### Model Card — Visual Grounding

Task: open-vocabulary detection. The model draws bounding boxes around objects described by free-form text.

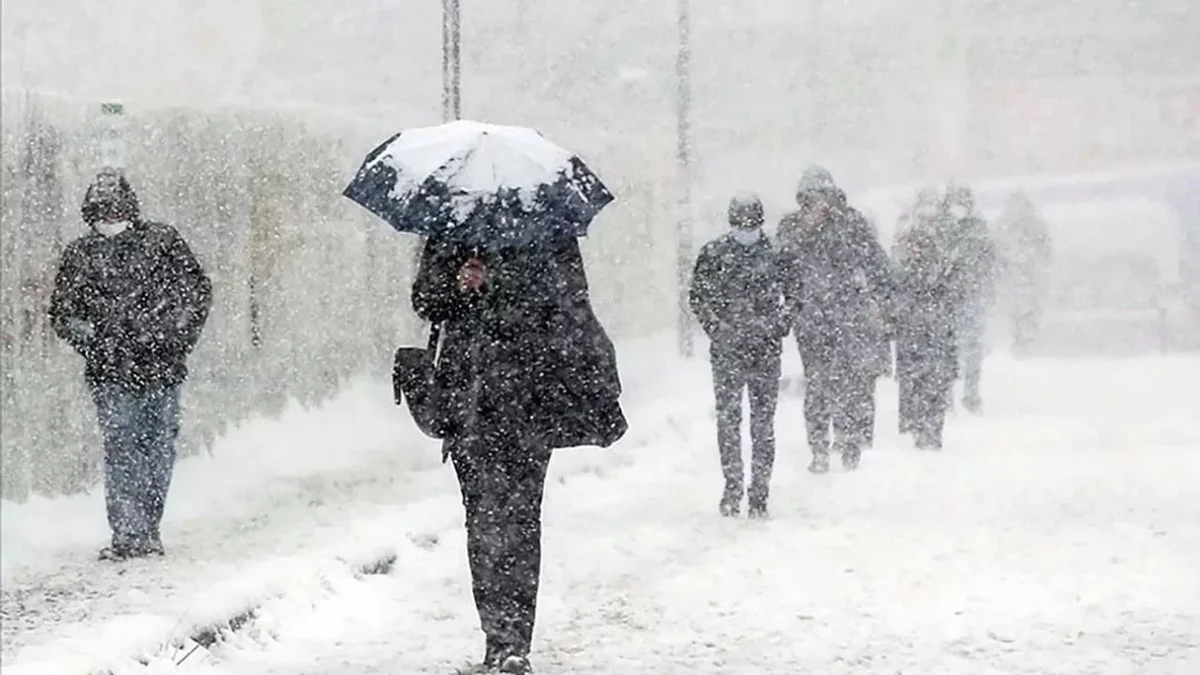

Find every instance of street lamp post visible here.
[419,0,461,272]
[676,0,694,357]
[442,0,462,121]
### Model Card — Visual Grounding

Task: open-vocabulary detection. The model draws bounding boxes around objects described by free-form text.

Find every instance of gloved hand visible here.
[712,320,740,345]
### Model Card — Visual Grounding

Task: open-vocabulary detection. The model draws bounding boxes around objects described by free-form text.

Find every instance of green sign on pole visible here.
[99,100,127,172]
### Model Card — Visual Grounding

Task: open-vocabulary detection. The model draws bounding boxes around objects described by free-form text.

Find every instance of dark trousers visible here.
[863,383,877,448]
[900,366,952,449]
[897,333,956,449]
[711,346,780,507]
[1012,297,1041,353]
[449,432,552,658]
[897,365,915,433]
[92,383,181,547]
[800,349,873,457]
[958,306,986,405]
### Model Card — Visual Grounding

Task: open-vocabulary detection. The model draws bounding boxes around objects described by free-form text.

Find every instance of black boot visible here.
[498,654,532,674]
[719,487,742,517]
[484,637,505,669]
[808,453,830,474]
[915,430,943,451]
[842,445,862,470]
[963,392,982,414]
[98,534,140,562]
[97,543,134,562]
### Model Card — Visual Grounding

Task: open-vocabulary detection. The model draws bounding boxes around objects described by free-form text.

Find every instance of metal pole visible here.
[807,0,822,156]
[442,0,462,121]
[676,0,694,358]
[425,0,464,275]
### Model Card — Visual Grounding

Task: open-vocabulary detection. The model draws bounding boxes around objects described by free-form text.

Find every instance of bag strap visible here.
[427,323,442,358]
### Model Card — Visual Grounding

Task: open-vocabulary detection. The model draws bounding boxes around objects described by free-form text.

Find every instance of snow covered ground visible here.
[3,343,1199,674]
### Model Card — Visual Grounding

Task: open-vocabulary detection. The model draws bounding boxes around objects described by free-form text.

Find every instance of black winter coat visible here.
[412,236,627,452]
[688,233,787,358]
[49,220,212,391]
[778,206,894,369]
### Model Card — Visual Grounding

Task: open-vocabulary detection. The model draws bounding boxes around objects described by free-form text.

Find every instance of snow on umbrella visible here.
[343,120,615,247]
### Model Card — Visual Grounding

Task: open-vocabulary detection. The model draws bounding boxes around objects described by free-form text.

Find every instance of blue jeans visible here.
[92,384,181,545]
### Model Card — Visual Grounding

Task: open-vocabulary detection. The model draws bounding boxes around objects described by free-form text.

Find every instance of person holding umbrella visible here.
[345,121,627,674]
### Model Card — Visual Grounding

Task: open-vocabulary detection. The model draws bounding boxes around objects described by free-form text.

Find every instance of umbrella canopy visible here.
[343,120,615,247]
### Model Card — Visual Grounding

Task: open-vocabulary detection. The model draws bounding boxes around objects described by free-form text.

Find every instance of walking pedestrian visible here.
[778,167,894,472]
[894,226,960,450]
[49,168,212,560]
[413,235,626,674]
[892,188,942,435]
[689,193,787,518]
[942,184,996,412]
[996,192,1052,354]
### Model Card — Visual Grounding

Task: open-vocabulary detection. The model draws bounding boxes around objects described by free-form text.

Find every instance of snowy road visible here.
[5,351,1200,674]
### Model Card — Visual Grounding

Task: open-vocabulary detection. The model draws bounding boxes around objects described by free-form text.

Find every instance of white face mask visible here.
[731,228,762,245]
[95,220,131,237]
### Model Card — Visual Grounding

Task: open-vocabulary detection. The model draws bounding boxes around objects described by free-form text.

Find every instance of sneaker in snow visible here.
[808,454,830,474]
[499,655,531,674]
[747,503,769,520]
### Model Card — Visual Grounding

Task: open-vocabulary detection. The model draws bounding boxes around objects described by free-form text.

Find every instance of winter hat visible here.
[795,165,844,205]
[728,192,765,230]
[81,168,139,225]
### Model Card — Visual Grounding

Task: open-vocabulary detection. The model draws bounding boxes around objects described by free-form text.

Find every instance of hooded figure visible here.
[689,193,787,518]
[412,233,626,674]
[996,191,1052,353]
[49,168,212,561]
[941,184,996,412]
[778,166,894,472]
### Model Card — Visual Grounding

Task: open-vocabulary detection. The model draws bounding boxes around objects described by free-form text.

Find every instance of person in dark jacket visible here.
[996,192,1052,354]
[413,234,626,675]
[689,193,786,519]
[942,184,996,413]
[49,168,211,561]
[892,188,943,435]
[778,167,893,472]
[893,225,960,450]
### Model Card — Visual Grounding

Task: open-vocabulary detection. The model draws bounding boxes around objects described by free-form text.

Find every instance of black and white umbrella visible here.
[343,120,615,247]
